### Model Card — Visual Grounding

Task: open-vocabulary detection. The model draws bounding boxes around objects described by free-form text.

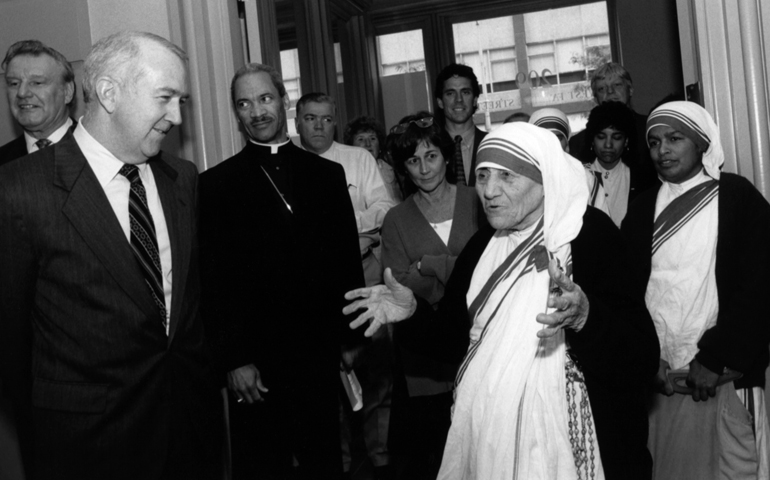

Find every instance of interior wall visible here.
[615,0,684,115]
[87,0,172,43]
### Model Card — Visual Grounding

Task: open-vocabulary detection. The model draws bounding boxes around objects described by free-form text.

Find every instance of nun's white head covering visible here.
[646,101,723,179]
[475,122,588,253]
[529,107,571,141]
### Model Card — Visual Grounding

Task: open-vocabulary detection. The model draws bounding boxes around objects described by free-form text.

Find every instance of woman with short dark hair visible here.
[583,101,657,226]
[381,111,482,480]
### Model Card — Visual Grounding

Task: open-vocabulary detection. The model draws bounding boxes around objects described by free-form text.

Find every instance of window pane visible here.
[377,30,430,130]
[280,48,301,137]
[334,42,344,84]
[453,17,517,93]
[377,30,426,77]
[280,49,302,107]
[555,38,584,74]
[490,48,517,85]
[584,34,611,72]
[450,1,610,125]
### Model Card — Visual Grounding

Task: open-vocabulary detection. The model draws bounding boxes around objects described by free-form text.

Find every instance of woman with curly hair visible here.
[345,115,403,202]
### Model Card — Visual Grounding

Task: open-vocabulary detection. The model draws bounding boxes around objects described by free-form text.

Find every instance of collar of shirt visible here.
[25,117,74,153]
[454,126,476,149]
[313,141,359,189]
[663,167,710,197]
[73,120,151,188]
[589,158,628,180]
[293,136,336,158]
[249,138,291,154]
[316,140,337,160]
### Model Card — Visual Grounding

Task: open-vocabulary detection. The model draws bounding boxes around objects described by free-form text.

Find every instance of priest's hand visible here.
[687,358,719,402]
[345,268,417,337]
[228,363,268,404]
[536,259,590,338]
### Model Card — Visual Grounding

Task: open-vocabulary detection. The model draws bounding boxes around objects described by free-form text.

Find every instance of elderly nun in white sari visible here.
[345,123,659,480]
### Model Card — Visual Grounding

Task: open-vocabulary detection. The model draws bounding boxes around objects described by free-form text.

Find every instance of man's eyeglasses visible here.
[389,116,434,135]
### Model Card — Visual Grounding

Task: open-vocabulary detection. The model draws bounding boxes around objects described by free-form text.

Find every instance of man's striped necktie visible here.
[118,164,167,333]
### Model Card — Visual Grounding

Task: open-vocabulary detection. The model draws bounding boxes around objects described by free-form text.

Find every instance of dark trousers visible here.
[388,371,453,480]
[229,384,342,480]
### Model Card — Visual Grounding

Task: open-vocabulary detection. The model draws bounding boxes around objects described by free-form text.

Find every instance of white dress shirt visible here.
[73,121,173,334]
[588,159,630,227]
[25,117,73,153]
[306,141,395,253]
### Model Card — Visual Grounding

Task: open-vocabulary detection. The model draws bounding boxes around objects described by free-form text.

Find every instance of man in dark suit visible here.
[0,31,221,480]
[199,63,366,479]
[0,40,76,167]
[435,63,487,187]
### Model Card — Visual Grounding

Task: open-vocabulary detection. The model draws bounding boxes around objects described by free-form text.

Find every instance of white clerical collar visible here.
[25,117,73,153]
[249,138,291,154]
[73,119,149,189]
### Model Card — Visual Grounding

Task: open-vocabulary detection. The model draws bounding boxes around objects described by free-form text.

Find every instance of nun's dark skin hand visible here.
[687,358,719,402]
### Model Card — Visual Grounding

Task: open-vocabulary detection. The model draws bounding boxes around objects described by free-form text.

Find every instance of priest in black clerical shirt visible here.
[199,63,367,479]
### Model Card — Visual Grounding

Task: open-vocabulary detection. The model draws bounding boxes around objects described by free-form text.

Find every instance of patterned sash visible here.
[456,217,546,387]
[588,170,604,207]
[651,180,718,256]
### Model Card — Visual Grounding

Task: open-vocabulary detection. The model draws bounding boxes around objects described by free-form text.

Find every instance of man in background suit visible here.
[200,63,366,479]
[568,62,655,175]
[0,40,76,166]
[0,31,221,480]
[0,38,77,480]
[435,63,487,187]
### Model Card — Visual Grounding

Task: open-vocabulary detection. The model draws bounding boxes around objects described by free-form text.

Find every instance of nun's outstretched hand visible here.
[344,268,417,338]
[536,259,589,338]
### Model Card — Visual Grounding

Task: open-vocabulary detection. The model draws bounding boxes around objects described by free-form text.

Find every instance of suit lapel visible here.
[10,135,27,158]
[150,157,189,345]
[0,135,28,168]
[55,136,160,322]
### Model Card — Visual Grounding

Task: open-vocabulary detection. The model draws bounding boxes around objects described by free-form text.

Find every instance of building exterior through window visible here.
[276,1,611,135]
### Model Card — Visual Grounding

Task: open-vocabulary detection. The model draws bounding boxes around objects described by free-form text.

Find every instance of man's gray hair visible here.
[2,40,75,87]
[231,63,287,104]
[590,62,633,97]
[82,31,187,104]
[296,92,336,116]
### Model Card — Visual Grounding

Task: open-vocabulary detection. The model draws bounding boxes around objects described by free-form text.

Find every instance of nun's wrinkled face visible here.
[476,167,544,231]
[648,125,704,184]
